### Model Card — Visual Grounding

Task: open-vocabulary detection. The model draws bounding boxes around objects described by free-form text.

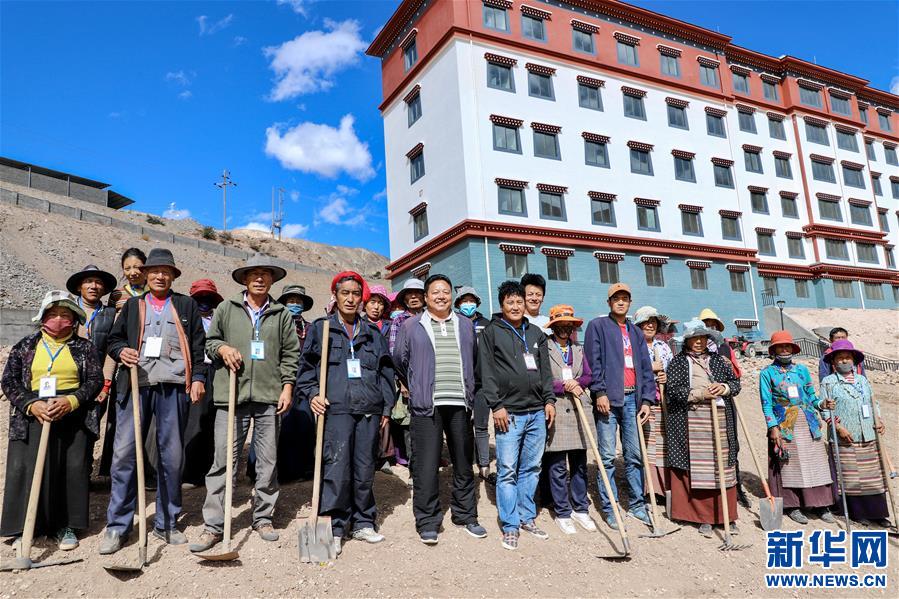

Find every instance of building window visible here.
[781,195,799,218]
[850,203,872,226]
[885,146,898,165]
[660,54,680,77]
[413,209,428,241]
[591,198,615,225]
[878,210,889,231]
[706,113,726,138]
[730,270,747,292]
[893,179,899,199]
[528,72,554,100]
[857,242,878,263]
[498,185,526,216]
[775,156,793,179]
[833,280,854,298]
[721,215,741,240]
[700,64,719,88]
[825,238,849,260]
[410,152,425,183]
[864,283,884,301]
[533,131,560,159]
[598,260,619,284]
[836,130,858,152]
[859,107,869,125]
[795,279,810,298]
[750,191,768,214]
[667,105,689,129]
[865,140,876,161]
[763,80,779,101]
[546,255,570,281]
[487,63,514,91]
[887,248,896,268]
[617,41,638,66]
[757,232,775,256]
[623,94,646,120]
[744,150,763,174]
[505,253,527,278]
[637,205,660,231]
[806,122,829,145]
[403,40,418,71]
[732,72,750,94]
[578,83,603,110]
[799,86,822,108]
[521,14,546,41]
[585,140,609,168]
[878,112,892,132]
[539,191,566,220]
[630,149,653,175]
[483,3,509,31]
[738,111,757,133]
[573,29,594,54]
[713,164,734,188]
[674,156,695,182]
[762,276,779,295]
[492,124,521,153]
[645,263,664,287]
[830,94,851,116]
[681,211,703,236]
[407,95,422,127]
[811,159,836,183]
[690,267,708,290]
[842,166,865,189]
[818,198,842,221]
[769,118,786,140]
[787,237,805,259]
[895,286,899,302]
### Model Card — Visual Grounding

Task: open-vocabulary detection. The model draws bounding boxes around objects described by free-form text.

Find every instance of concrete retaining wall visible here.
[0,308,36,346]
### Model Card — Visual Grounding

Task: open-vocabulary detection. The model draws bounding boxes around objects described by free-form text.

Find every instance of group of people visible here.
[0,248,893,560]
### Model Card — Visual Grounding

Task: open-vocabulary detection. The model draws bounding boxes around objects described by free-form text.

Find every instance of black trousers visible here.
[410,405,477,533]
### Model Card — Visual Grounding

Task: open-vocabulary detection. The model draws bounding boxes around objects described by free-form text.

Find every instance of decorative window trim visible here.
[696,56,720,67]
[735,103,756,114]
[759,73,782,84]
[400,29,418,50]
[875,107,892,116]
[627,140,654,151]
[878,207,889,214]
[719,209,742,217]
[634,197,660,207]
[613,31,640,45]
[848,198,872,207]
[742,144,763,153]
[678,204,703,213]
[541,246,574,257]
[797,78,823,91]
[665,97,689,108]
[766,112,785,121]
[640,255,668,265]
[857,102,870,110]
[482,0,512,8]
[484,52,517,67]
[729,64,751,75]
[525,62,556,76]
[834,124,858,134]
[490,114,524,127]
[499,242,535,255]
[755,227,776,234]
[520,4,551,19]
[890,176,899,183]
[809,154,834,164]
[656,44,681,57]
[536,183,567,194]
[871,171,881,177]
[594,251,625,262]
[803,115,829,127]
[779,191,799,199]
[406,142,424,159]
[671,149,696,159]
[570,19,599,33]
[841,160,865,170]
[772,150,792,159]
[734,318,759,327]
[588,191,616,201]
[711,157,734,167]
[403,85,421,104]
[884,141,898,150]
[531,122,561,135]
[410,262,431,278]
[747,185,769,193]
[621,85,647,98]
[705,106,727,117]
[576,75,605,88]
[686,259,711,269]
[785,231,804,239]
[726,263,750,272]
[494,177,528,189]
[816,192,841,202]
[582,131,610,143]
[408,201,427,216]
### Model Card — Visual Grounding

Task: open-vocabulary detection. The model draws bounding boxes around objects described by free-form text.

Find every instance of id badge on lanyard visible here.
[787,384,799,399]
[345,319,362,378]
[144,336,163,358]
[562,367,574,381]
[250,341,265,360]
[862,403,872,419]
[39,376,57,398]
[624,354,634,368]
[523,352,538,371]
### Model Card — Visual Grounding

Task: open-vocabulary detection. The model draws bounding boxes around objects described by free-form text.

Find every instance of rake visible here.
[709,397,750,551]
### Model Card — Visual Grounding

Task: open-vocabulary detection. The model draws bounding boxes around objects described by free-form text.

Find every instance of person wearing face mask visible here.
[454,286,492,482]
[278,284,315,341]
[1,291,103,551]
[760,331,835,525]
[820,341,890,527]
[818,327,866,380]
[362,285,392,338]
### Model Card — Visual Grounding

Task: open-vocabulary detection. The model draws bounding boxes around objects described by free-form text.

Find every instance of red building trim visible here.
[582,131,611,143]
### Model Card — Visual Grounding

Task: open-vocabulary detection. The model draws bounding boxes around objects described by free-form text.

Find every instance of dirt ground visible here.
[0,356,897,598]
[785,308,899,360]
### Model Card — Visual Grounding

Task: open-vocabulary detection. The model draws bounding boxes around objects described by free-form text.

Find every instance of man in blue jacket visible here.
[583,283,655,529]
[393,274,487,545]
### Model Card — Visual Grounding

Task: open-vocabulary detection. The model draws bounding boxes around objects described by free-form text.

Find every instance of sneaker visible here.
[628,507,653,526]
[352,527,385,544]
[555,517,577,535]
[501,530,519,551]
[153,528,188,545]
[189,531,223,553]
[819,509,837,524]
[571,512,597,532]
[520,521,549,540]
[254,523,279,542]
[459,522,487,538]
[604,514,620,531]
[419,530,439,545]
[99,529,125,555]
[729,522,740,535]
[698,523,713,538]
[55,527,78,551]
[788,509,809,525]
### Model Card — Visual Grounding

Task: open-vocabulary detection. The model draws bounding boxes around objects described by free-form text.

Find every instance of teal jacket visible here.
[205,293,301,407]
[820,373,880,443]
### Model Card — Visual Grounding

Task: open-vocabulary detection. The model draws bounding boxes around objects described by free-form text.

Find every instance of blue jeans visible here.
[594,393,644,515]
[495,409,546,533]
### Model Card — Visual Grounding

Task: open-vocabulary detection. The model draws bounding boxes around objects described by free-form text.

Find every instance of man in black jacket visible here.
[296,271,395,555]
[100,248,207,555]
[477,280,555,551]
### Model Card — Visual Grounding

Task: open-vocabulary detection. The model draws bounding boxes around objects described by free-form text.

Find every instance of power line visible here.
[214,169,237,232]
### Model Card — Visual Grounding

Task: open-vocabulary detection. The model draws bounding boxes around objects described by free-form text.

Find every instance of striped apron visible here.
[779,416,832,489]
[836,441,885,495]
[687,403,736,490]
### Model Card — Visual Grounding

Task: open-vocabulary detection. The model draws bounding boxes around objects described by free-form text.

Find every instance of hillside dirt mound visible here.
[786,307,899,359]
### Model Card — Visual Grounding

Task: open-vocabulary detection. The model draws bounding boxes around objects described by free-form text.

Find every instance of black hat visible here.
[277,284,314,311]
[66,264,117,296]
[140,248,181,278]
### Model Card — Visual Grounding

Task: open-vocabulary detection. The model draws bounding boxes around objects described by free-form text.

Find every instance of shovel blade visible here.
[298,516,335,563]
[103,562,144,573]
[196,550,239,562]
[2,556,82,572]
[759,496,784,532]
[639,524,682,538]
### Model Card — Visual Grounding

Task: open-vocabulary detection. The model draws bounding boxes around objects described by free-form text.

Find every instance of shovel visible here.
[197,369,240,561]
[730,397,782,531]
[104,367,148,572]
[0,417,82,572]
[636,411,680,538]
[299,320,336,563]
[822,383,851,535]
[709,397,750,551]
[873,413,899,536]
[571,393,631,560]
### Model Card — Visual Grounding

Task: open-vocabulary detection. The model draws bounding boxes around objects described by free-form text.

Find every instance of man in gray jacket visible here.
[393,274,486,545]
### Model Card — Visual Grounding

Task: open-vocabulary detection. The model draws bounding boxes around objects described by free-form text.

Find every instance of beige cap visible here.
[607,282,632,299]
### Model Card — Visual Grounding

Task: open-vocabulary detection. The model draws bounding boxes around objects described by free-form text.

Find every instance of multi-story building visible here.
[367,0,899,334]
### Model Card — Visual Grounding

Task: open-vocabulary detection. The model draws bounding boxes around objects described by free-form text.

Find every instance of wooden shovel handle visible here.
[131,367,147,559]
[709,397,731,536]
[310,321,331,526]
[19,419,51,560]
[224,369,237,549]
[730,395,775,501]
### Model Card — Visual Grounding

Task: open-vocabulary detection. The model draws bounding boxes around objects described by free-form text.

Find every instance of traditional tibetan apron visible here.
[686,356,735,490]
[778,416,832,489]
[647,404,667,468]
[837,441,885,495]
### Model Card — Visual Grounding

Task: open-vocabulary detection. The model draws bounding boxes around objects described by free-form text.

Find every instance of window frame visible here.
[623,94,646,120]
[699,64,719,88]
[497,185,527,217]
[833,279,854,299]
[818,199,842,222]
[811,159,836,183]
[732,71,750,94]
[757,232,776,256]
[410,152,425,183]
[730,270,747,292]
[674,156,696,182]
[775,156,793,179]
[572,28,595,54]
[636,205,660,232]
[667,104,689,130]
[795,279,809,299]
[763,80,779,102]
[492,123,522,154]
[706,113,726,138]
[750,191,769,214]
[486,62,515,92]
[836,130,858,152]
[744,150,763,174]
[521,13,546,41]
[690,267,708,290]
[863,282,884,301]
[533,130,561,160]
[403,40,418,72]
[629,148,653,175]
[538,191,567,221]
[799,86,822,108]
[585,140,610,168]
[878,210,889,231]
[865,140,876,161]
[412,209,428,241]
[768,118,786,140]
[713,164,734,188]
[787,236,805,259]
[644,263,665,287]
[407,94,422,126]
[681,210,703,237]
[856,242,878,263]
[738,111,757,134]
[546,255,570,281]
[660,54,680,78]
[830,94,851,116]
[591,197,616,226]
[598,260,619,284]
[878,112,892,132]
[805,122,829,145]
[504,253,527,278]
[616,41,639,66]
[527,71,555,100]
[824,238,850,260]
[721,215,742,240]
[578,83,603,111]
[849,203,872,226]
[884,146,898,166]
[483,4,510,32]
[842,166,866,189]
[781,195,799,218]
[762,276,779,296]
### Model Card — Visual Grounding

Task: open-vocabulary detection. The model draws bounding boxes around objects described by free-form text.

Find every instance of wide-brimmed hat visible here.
[698,307,725,332]
[633,306,668,327]
[366,284,391,307]
[396,278,424,308]
[547,304,583,329]
[768,330,801,356]
[140,248,181,278]
[32,290,86,325]
[607,282,632,299]
[277,284,314,310]
[824,339,865,365]
[454,285,482,308]
[232,253,287,285]
[189,278,224,306]
[676,318,716,343]
[66,264,117,296]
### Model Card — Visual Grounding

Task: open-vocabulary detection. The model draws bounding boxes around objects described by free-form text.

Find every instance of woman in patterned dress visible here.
[634,306,673,496]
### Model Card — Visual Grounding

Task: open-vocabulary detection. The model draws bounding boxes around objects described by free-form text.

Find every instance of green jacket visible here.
[205,293,301,407]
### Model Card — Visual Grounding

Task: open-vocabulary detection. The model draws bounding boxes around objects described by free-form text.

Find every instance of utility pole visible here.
[271,187,284,240]
[215,169,237,232]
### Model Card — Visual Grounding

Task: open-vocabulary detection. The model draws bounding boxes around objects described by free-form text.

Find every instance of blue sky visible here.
[2,0,896,258]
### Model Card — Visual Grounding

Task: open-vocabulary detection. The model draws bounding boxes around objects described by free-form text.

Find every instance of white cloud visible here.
[282,223,310,237]
[108,111,123,119]
[289,190,300,202]
[317,196,366,227]
[372,188,387,202]
[264,114,374,181]
[233,35,248,46]
[890,76,899,95]
[196,14,233,36]
[243,221,271,232]
[163,202,191,220]
[178,90,193,100]
[165,70,193,86]
[263,19,366,100]
[276,0,311,16]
